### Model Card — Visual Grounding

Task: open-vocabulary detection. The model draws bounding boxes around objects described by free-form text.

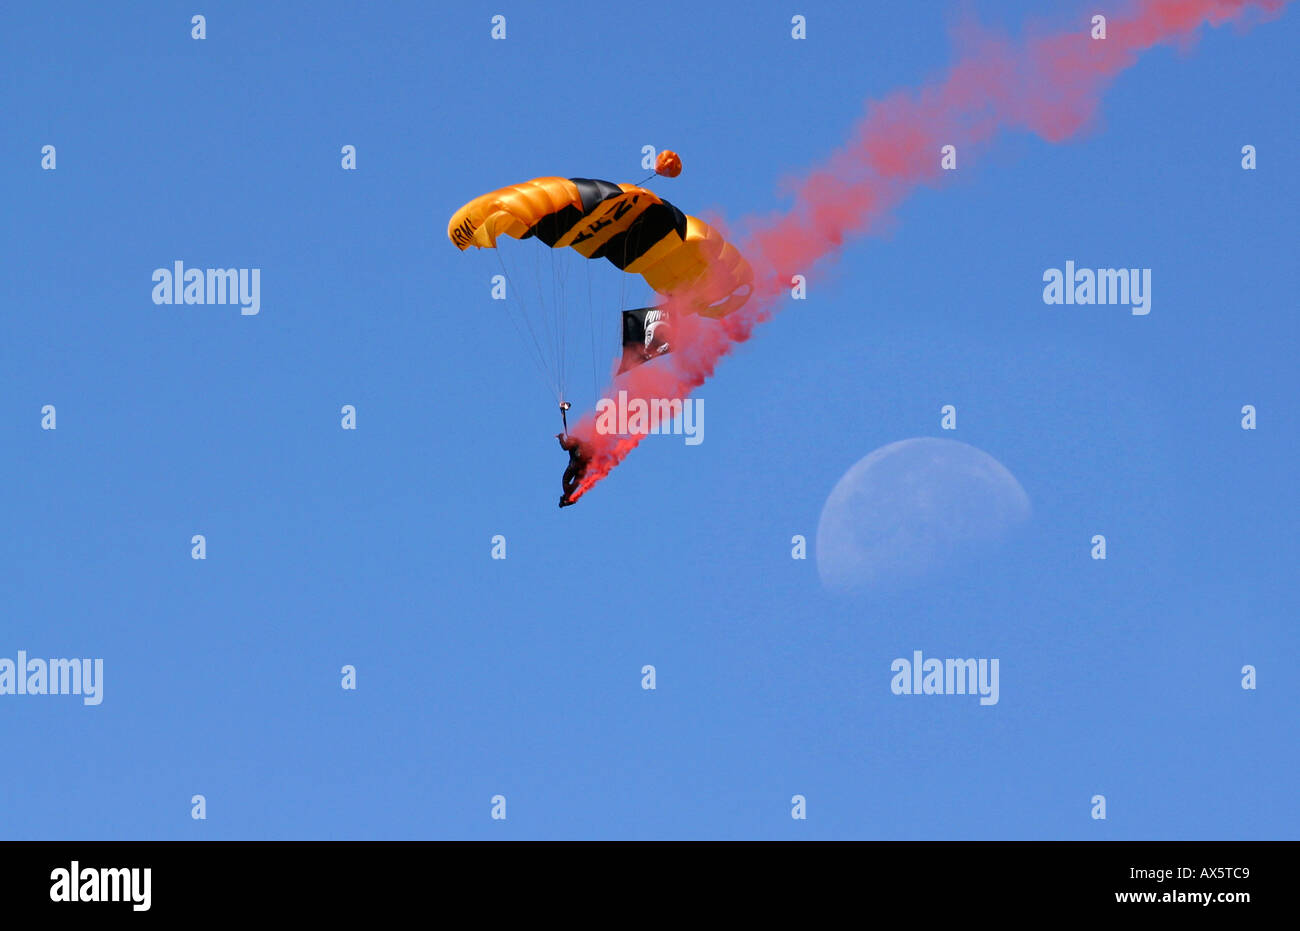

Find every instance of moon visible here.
[816,437,1030,593]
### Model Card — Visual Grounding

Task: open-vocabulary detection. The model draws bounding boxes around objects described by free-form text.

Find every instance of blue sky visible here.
[2,0,1296,839]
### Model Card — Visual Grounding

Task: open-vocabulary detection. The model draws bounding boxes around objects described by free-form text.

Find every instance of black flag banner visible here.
[618,307,671,374]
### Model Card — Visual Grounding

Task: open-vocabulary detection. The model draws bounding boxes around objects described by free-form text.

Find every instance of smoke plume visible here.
[566,0,1288,503]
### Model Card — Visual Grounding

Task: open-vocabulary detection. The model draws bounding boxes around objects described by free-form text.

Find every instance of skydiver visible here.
[557,433,591,508]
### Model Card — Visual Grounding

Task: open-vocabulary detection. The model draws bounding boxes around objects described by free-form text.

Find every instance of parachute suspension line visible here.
[618,241,628,318]
[499,251,559,403]
[561,252,574,397]
[586,258,598,403]
[531,244,560,401]
[494,249,560,403]
[552,245,567,408]
[618,229,634,345]
[549,246,558,401]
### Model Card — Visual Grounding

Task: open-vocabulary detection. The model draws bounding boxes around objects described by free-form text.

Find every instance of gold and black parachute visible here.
[448,177,752,318]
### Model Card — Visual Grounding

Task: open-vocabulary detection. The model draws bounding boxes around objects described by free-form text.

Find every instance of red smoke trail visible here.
[566,0,1288,503]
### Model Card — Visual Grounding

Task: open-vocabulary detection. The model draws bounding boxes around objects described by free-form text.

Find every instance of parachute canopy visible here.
[448,177,752,318]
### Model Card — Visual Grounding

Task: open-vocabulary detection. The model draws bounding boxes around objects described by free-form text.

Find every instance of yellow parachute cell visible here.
[448,177,751,318]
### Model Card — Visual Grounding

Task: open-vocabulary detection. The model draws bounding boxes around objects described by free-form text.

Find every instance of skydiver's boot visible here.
[560,471,579,508]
